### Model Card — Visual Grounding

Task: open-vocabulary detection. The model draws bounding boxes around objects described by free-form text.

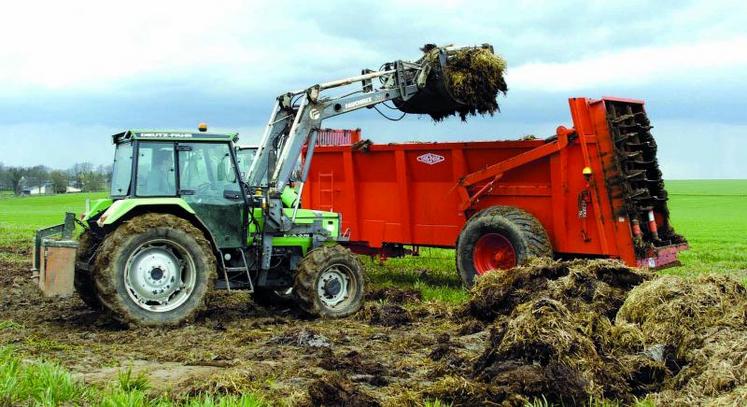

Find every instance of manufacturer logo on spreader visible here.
[416,153,445,165]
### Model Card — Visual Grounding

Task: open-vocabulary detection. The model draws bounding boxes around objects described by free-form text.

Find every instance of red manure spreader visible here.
[302,97,688,285]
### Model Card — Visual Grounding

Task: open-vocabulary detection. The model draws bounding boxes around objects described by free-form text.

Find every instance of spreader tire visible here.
[293,244,365,318]
[92,213,216,326]
[456,206,552,287]
[74,230,102,310]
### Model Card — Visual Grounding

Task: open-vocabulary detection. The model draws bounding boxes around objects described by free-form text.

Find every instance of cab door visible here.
[177,142,245,249]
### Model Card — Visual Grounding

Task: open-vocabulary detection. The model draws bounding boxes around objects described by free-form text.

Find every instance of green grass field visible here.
[0,346,265,407]
[0,192,107,247]
[664,180,747,283]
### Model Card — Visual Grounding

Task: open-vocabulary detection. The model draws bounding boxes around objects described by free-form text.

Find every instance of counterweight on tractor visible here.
[32,45,491,325]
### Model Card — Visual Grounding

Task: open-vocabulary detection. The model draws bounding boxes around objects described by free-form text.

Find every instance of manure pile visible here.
[423,259,747,406]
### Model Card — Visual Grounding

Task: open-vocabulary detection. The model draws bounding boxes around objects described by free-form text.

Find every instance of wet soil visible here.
[3,252,745,406]
[0,252,474,406]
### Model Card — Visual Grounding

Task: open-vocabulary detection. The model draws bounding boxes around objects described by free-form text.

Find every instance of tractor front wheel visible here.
[293,244,364,318]
[93,213,216,326]
[456,206,552,287]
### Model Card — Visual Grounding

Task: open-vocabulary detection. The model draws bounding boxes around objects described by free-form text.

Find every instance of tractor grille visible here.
[605,101,685,253]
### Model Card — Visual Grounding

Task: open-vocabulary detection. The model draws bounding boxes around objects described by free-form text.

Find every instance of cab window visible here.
[236,147,257,181]
[136,142,176,196]
[110,142,133,196]
[178,143,238,196]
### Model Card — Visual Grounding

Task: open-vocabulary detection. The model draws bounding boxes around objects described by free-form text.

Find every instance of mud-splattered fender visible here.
[96,198,195,227]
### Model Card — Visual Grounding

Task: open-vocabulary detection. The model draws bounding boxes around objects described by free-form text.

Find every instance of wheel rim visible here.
[124,239,196,313]
[473,233,517,275]
[316,264,356,309]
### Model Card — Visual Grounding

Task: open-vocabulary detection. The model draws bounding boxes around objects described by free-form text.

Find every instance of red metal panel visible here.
[305,139,565,250]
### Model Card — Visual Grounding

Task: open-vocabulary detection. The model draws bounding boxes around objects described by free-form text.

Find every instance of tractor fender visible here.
[98,198,196,226]
[96,199,220,255]
[82,198,114,222]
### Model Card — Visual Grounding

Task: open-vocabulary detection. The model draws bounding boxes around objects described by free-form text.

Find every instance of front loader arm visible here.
[245,62,430,273]
[248,64,427,192]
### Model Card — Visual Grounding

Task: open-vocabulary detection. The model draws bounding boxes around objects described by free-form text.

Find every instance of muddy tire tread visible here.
[456,206,552,287]
[293,244,364,318]
[92,213,216,326]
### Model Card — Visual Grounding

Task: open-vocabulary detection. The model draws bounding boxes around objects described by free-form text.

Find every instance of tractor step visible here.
[218,249,254,292]
[224,267,250,272]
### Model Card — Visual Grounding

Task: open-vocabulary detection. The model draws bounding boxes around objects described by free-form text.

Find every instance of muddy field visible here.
[2,248,746,406]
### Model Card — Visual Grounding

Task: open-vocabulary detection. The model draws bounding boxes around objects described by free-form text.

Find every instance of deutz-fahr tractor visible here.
[33,45,497,326]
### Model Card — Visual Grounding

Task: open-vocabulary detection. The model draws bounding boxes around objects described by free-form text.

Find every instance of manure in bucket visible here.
[395,44,508,122]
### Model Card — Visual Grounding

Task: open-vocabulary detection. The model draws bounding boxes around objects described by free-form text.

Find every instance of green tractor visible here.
[33,45,494,326]
[33,129,363,325]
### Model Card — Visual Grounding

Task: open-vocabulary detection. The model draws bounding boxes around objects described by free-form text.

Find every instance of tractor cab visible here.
[104,130,247,249]
[110,130,242,199]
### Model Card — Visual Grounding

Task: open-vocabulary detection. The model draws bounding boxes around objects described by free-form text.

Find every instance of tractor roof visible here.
[112,130,239,144]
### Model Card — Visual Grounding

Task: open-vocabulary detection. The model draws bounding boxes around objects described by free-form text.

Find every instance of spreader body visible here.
[302,97,688,269]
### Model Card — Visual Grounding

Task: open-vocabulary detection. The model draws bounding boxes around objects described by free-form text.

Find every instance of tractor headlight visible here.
[97,206,114,228]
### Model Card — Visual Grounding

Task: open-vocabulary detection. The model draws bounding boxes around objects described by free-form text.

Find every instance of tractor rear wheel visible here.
[293,244,364,318]
[93,213,216,326]
[74,230,102,310]
[456,206,552,287]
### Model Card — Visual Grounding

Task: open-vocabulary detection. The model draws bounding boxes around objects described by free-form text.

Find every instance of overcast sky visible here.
[2,0,746,179]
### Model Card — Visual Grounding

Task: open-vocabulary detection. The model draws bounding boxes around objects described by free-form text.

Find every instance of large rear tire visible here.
[93,213,216,326]
[456,206,552,287]
[74,230,102,310]
[293,244,365,318]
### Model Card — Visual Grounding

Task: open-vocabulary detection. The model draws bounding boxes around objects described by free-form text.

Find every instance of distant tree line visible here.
[0,161,112,195]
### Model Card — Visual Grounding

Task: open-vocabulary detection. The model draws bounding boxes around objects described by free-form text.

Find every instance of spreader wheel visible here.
[473,232,517,274]
[293,244,365,318]
[456,206,552,287]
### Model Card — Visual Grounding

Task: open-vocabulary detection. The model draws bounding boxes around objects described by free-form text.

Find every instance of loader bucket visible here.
[395,44,508,121]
